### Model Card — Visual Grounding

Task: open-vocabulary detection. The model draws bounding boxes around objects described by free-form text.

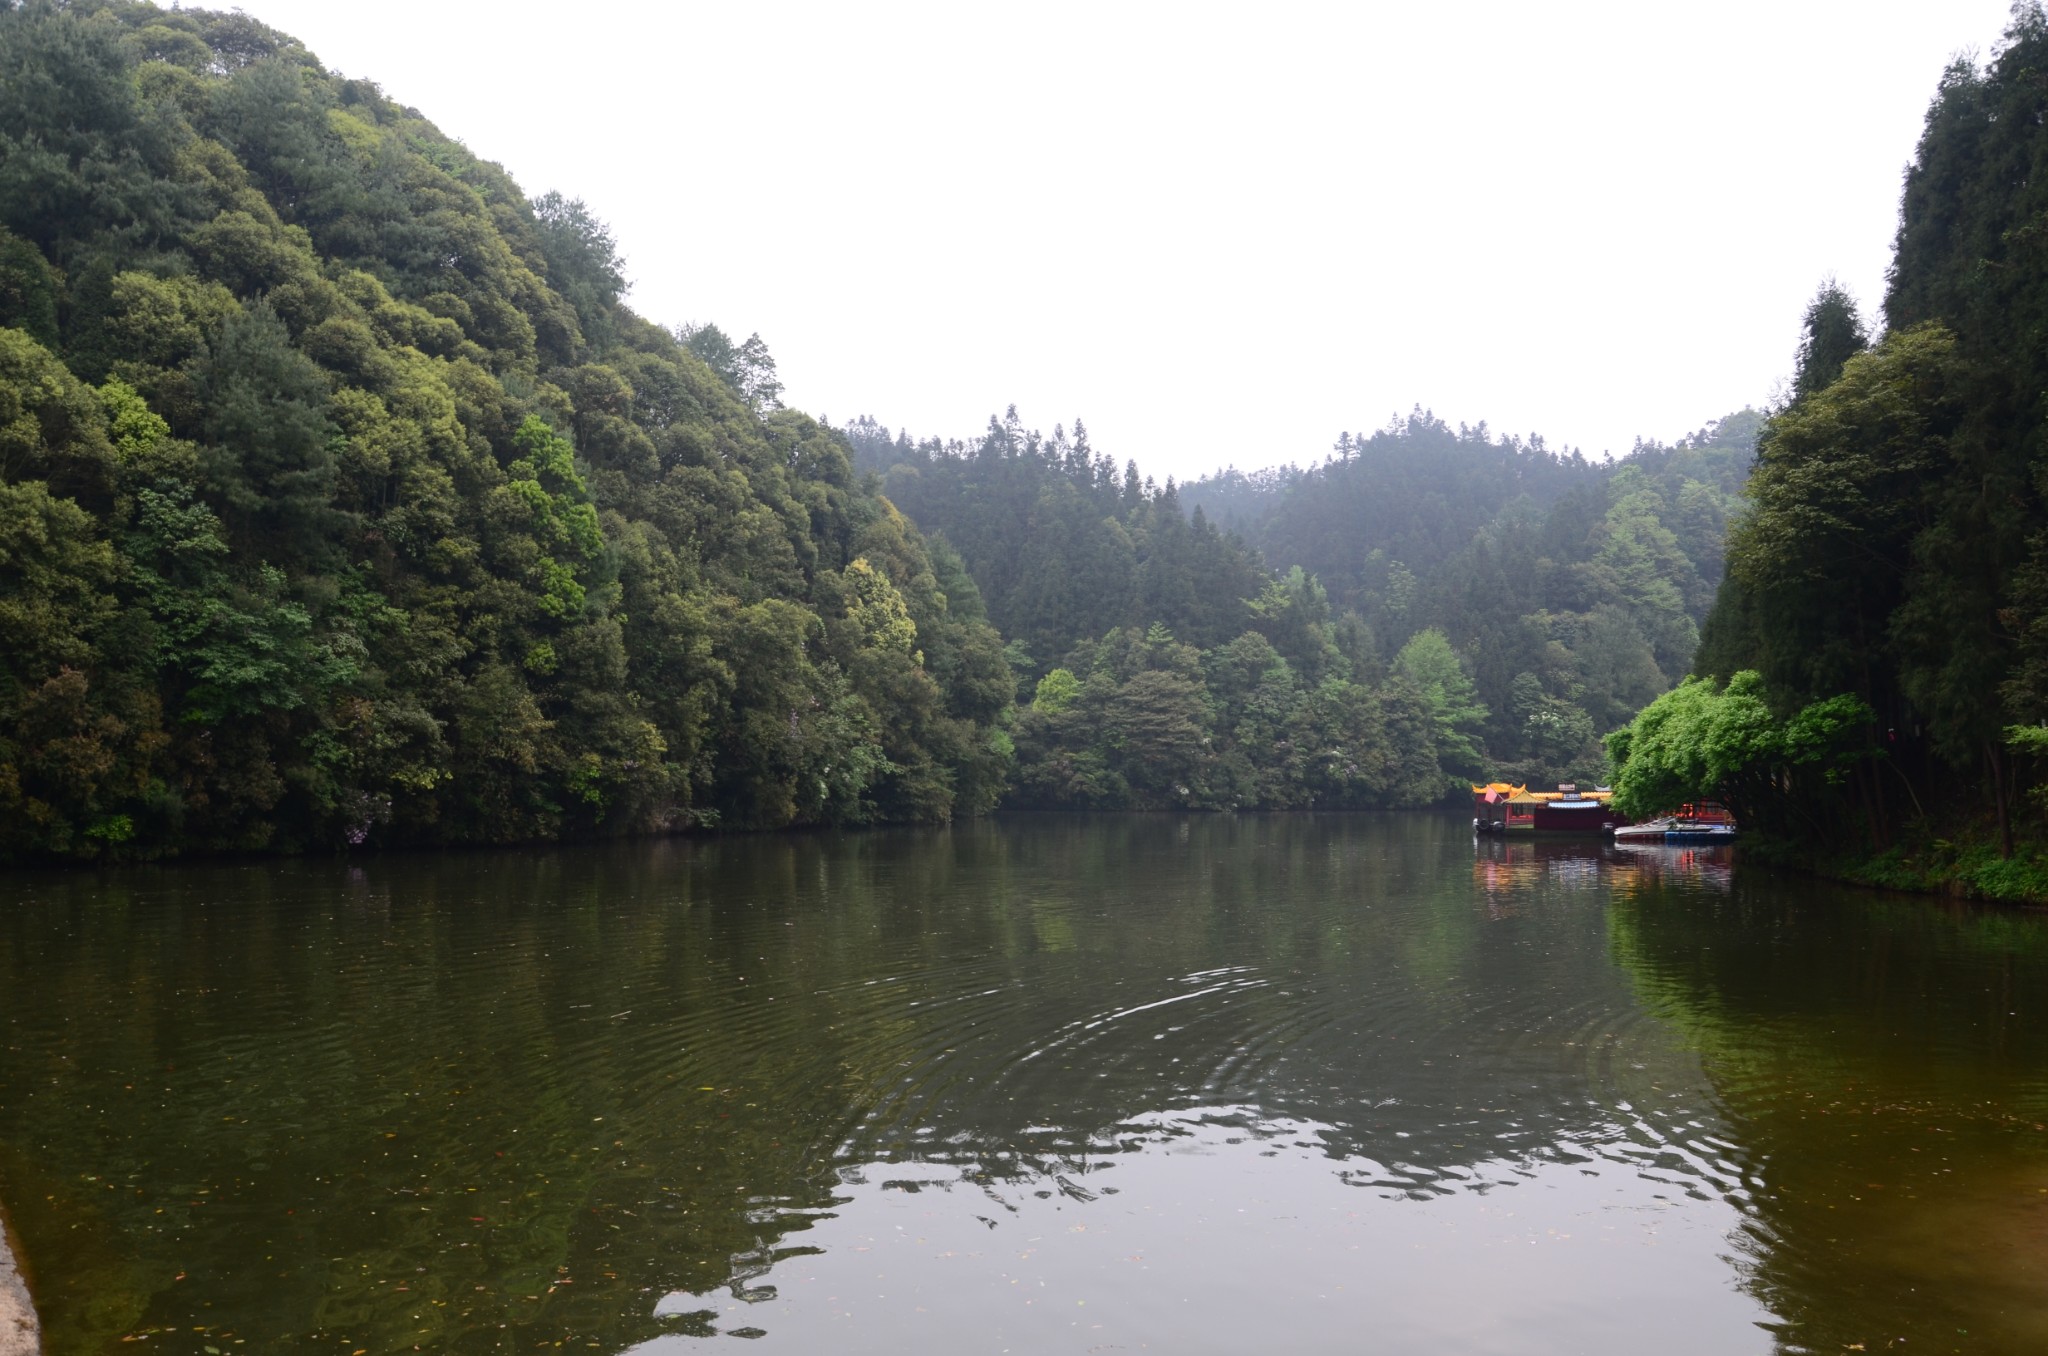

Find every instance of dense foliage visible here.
[0,0,1014,861]
[1183,410,1755,789]
[1605,672,1875,836]
[847,411,1270,663]
[1627,2,2048,885]
[848,406,1747,807]
[0,0,1755,855]
[846,413,1450,808]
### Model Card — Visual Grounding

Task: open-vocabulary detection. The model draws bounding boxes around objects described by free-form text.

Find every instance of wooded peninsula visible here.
[4,0,2048,899]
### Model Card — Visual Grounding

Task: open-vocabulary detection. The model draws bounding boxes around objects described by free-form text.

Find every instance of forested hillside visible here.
[0,0,1014,860]
[1185,411,1755,767]
[847,413,1448,810]
[0,0,1767,861]
[847,411,1269,664]
[1609,2,2048,896]
[849,405,1749,808]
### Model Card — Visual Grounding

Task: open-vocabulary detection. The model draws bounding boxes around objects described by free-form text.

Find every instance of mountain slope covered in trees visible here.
[846,412,1448,810]
[0,0,1013,860]
[849,405,1750,807]
[1184,411,1755,771]
[0,0,1761,859]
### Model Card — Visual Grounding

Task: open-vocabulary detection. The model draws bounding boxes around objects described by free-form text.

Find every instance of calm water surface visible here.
[2,814,2046,1354]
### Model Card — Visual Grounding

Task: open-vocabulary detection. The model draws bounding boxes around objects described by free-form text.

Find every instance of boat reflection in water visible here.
[1473,831,1735,901]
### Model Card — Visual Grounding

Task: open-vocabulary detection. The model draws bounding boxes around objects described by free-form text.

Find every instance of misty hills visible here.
[851,406,1757,796]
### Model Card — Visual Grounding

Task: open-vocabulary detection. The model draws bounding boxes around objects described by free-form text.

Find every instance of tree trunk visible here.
[1989,740,2015,859]
[1863,758,1889,851]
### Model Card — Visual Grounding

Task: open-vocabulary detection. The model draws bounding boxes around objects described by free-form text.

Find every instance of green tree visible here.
[1607,672,1877,841]
[1102,668,1208,806]
[1033,667,1081,713]
[682,322,784,412]
[195,300,342,563]
[0,479,118,693]
[1790,279,1870,404]
[1392,627,1489,787]
[0,225,58,344]
[531,191,626,354]
[0,326,117,506]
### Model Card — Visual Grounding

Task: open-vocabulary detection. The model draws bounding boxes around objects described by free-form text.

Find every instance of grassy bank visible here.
[1775,821,2048,906]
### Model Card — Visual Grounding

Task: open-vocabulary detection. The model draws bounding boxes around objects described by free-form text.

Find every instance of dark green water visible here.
[1,814,2046,1354]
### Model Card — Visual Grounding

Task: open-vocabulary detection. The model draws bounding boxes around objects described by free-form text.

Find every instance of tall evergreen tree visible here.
[1791,280,1870,404]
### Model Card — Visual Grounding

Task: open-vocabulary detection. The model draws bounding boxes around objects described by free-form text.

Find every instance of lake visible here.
[1,813,2045,1354]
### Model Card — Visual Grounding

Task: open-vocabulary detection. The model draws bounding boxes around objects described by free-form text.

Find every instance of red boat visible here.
[1474,783,1630,835]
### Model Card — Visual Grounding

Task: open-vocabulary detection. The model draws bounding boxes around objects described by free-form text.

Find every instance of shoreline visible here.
[0,1201,36,1356]
[0,805,1470,872]
[1756,831,2048,908]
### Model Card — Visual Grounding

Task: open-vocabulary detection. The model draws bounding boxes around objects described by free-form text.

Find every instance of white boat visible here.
[1610,817,1676,842]
[1665,822,1737,844]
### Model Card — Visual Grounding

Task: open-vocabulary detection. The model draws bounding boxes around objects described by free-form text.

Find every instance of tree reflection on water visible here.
[0,817,2042,1353]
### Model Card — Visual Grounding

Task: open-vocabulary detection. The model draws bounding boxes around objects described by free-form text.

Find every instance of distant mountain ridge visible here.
[847,405,1757,803]
[1182,408,1756,616]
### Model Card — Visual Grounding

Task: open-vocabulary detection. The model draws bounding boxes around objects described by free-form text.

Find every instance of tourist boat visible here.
[1605,802,1737,843]
[1473,783,1629,836]
[1664,802,1737,843]
[1471,782,1523,834]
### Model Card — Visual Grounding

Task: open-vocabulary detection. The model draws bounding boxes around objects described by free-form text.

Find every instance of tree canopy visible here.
[0,0,1757,855]
[0,0,1011,859]
[1635,2,2048,868]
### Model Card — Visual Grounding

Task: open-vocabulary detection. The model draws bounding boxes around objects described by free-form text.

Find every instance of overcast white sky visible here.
[239,0,2019,479]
